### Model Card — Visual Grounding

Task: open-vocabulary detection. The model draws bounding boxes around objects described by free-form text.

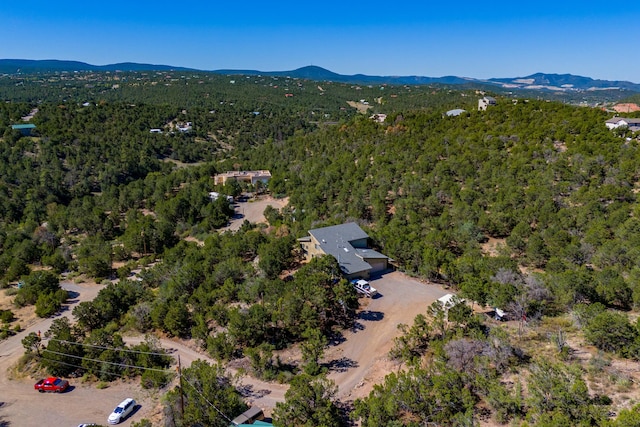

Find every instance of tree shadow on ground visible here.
[357,310,384,321]
[336,400,357,426]
[238,384,272,399]
[327,331,346,346]
[323,357,359,373]
[351,321,365,332]
[65,290,80,303]
[0,401,8,427]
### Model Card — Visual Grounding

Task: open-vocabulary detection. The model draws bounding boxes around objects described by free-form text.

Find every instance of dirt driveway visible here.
[324,271,449,401]
[0,271,449,425]
[220,196,289,232]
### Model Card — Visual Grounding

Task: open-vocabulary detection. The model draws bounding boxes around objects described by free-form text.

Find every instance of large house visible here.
[298,222,389,279]
[214,170,272,186]
[605,117,640,132]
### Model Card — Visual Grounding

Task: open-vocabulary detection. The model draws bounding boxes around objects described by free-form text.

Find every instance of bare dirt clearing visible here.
[346,100,373,114]
[0,271,448,425]
[220,195,289,232]
[324,272,449,401]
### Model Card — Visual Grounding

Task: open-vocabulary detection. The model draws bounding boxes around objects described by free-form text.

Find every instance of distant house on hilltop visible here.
[177,121,192,132]
[478,96,497,111]
[606,117,640,132]
[214,170,272,186]
[298,222,389,279]
[370,113,387,123]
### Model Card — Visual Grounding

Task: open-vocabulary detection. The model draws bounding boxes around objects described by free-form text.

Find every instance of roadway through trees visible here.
[0,272,448,425]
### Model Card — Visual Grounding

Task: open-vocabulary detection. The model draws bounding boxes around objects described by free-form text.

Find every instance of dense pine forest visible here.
[3,70,640,426]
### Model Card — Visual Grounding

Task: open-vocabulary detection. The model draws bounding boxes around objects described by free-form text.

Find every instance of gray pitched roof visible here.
[308,223,385,275]
[309,222,369,245]
[355,248,388,259]
[607,117,640,125]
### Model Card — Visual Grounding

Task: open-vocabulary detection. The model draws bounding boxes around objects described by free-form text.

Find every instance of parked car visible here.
[108,398,136,424]
[351,279,378,298]
[34,377,69,393]
[494,307,507,321]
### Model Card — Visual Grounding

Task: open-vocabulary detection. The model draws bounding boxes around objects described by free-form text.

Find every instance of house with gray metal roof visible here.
[606,117,640,132]
[298,222,389,279]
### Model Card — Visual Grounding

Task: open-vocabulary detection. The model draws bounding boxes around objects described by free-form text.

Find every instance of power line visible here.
[42,348,174,374]
[181,375,233,423]
[46,338,170,357]
[39,347,234,424]
[36,356,133,380]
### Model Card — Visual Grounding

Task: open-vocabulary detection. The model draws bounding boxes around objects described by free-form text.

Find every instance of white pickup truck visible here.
[351,279,378,298]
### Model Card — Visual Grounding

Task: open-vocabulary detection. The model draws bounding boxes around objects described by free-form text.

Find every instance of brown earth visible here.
[613,103,640,113]
[220,195,289,232]
[0,271,448,425]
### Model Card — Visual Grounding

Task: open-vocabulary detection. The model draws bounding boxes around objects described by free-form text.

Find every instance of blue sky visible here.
[2,1,639,82]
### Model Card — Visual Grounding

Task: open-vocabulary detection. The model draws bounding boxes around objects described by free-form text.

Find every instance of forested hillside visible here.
[240,100,640,309]
[2,70,640,426]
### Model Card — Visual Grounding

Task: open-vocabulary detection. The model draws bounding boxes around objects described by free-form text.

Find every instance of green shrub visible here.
[140,369,171,389]
[0,309,15,323]
[35,292,61,317]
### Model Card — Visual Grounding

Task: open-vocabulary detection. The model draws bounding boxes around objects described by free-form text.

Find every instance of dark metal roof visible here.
[308,223,387,275]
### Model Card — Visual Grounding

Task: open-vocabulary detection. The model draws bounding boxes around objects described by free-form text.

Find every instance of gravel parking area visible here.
[0,270,451,425]
[324,271,450,401]
[220,196,289,232]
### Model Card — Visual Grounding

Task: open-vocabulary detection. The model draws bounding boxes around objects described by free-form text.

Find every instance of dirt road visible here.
[122,336,288,413]
[0,281,130,427]
[0,272,448,425]
[325,272,448,401]
[220,196,289,232]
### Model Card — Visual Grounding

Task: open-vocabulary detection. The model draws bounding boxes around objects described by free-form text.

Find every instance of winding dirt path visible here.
[0,272,447,425]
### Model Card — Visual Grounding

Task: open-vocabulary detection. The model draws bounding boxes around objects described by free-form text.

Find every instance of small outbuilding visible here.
[229,406,271,426]
[10,123,36,136]
[494,307,506,321]
[446,109,466,117]
[438,293,457,309]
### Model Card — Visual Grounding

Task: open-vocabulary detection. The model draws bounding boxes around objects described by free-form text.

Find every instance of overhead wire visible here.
[36,356,135,380]
[41,348,174,373]
[46,338,170,357]
[39,338,234,422]
[181,376,233,423]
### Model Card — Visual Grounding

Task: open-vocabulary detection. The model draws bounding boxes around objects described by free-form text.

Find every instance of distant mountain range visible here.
[1,59,639,94]
[0,59,193,73]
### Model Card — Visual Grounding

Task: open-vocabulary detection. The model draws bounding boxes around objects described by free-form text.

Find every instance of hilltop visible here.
[2,59,639,101]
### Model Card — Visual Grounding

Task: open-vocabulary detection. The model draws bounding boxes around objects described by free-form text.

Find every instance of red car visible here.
[34,377,69,393]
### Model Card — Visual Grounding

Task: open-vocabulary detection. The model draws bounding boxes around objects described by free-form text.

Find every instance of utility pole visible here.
[178,355,185,422]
